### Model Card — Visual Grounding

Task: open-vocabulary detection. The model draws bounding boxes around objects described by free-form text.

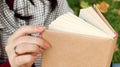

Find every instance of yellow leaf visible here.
[96,1,110,13]
[118,9,120,15]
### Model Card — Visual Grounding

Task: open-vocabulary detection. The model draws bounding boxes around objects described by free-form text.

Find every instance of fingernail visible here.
[39,48,44,53]
[44,42,51,48]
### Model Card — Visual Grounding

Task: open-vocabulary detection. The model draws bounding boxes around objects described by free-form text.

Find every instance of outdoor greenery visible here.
[67,0,120,63]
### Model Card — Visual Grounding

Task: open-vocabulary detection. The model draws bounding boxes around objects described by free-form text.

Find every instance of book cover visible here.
[41,5,118,67]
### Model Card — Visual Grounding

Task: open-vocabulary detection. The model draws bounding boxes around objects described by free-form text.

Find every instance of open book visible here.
[48,5,117,39]
[41,5,118,67]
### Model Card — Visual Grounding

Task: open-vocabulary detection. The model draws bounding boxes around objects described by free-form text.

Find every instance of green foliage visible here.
[67,0,120,63]
[67,0,81,15]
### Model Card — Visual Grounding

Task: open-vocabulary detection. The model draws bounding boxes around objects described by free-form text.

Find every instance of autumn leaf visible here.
[118,9,120,15]
[96,1,110,13]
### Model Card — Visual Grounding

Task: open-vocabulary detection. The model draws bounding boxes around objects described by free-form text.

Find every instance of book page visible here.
[79,7,115,38]
[49,12,112,38]
[93,5,115,32]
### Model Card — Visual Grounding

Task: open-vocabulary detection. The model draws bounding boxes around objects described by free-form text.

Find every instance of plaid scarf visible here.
[0,0,51,35]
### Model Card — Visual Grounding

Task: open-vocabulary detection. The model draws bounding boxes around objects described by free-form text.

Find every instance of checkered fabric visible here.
[0,0,73,67]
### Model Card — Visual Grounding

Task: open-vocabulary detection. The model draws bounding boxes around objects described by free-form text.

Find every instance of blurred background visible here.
[67,0,120,63]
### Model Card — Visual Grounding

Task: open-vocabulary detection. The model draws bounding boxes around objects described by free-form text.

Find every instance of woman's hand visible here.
[5,25,50,67]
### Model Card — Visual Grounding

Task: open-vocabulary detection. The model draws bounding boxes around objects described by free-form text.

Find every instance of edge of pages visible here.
[93,5,118,38]
[79,5,118,39]
[49,5,118,39]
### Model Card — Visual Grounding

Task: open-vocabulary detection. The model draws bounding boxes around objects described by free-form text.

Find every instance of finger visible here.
[16,43,45,55]
[15,54,37,66]
[14,36,50,49]
[38,34,52,48]
[11,25,45,40]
